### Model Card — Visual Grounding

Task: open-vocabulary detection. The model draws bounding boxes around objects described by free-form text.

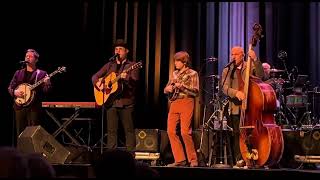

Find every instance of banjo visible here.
[167,68,189,101]
[14,66,66,107]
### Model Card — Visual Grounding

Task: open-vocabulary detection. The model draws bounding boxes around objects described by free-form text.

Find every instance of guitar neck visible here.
[110,75,122,85]
[106,62,142,85]
[109,68,131,84]
[30,70,58,90]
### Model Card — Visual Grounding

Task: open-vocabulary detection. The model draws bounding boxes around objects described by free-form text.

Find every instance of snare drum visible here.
[286,94,308,108]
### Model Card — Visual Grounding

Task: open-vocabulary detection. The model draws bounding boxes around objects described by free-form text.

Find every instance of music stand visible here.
[294,75,308,87]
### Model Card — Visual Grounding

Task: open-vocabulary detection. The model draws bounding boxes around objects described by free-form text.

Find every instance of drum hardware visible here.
[273,77,296,126]
[203,64,233,167]
[277,74,320,127]
[275,110,290,126]
[270,68,285,73]
[204,97,233,168]
[198,66,220,166]
[198,68,233,167]
[264,72,296,126]
[308,86,320,124]
[204,74,220,79]
[298,103,313,126]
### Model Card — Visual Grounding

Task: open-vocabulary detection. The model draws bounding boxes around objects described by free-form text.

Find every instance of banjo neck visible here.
[30,69,60,90]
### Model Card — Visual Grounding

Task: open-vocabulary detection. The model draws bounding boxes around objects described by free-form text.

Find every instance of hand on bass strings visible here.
[248,49,257,61]
[235,91,245,101]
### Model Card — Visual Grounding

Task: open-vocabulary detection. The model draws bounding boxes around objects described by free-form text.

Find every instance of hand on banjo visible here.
[14,89,24,98]
[165,85,174,93]
[44,75,50,84]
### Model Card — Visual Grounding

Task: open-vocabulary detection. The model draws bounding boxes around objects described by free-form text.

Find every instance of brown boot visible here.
[190,161,198,167]
[166,160,187,167]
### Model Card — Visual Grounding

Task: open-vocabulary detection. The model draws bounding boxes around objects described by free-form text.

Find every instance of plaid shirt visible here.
[165,68,199,97]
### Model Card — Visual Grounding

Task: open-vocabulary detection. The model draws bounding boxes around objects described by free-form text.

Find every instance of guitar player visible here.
[91,39,139,152]
[8,49,51,145]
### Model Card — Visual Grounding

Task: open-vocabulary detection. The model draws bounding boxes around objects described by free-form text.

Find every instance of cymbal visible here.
[270,68,285,73]
[266,78,285,85]
[204,74,220,79]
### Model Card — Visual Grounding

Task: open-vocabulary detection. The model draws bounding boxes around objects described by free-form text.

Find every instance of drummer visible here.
[262,62,271,81]
[262,62,286,87]
[262,62,283,107]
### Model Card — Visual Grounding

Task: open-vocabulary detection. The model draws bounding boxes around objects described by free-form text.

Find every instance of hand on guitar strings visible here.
[120,72,128,79]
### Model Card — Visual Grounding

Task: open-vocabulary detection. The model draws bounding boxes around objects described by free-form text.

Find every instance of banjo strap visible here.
[34,69,40,83]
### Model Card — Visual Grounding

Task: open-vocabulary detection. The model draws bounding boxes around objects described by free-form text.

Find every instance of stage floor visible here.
[52,163,320,178]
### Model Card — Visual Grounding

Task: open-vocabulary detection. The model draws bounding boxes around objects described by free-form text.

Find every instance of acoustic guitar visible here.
[14,66,66,107]
[93,61,142,106]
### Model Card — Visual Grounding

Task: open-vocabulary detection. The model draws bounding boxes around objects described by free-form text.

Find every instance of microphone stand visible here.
[215,65,233,168]
[100,78,106,155]
[93,54,118,155]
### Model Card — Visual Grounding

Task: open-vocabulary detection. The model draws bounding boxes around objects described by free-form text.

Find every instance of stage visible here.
[17,120,320,178]
[52,162,320,178]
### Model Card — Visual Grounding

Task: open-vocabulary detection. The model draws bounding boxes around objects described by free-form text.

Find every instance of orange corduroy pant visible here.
[167,98,198,164]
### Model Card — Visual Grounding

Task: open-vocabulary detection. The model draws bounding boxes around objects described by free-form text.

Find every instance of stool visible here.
[208,129,233,168]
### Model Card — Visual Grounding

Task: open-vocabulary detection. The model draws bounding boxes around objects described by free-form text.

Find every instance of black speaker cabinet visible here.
[135,129,159,152]
[280,128,320,168]
[17,126,71,164]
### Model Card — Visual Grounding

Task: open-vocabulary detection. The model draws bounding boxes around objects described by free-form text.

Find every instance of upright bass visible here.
[239,24,284,167]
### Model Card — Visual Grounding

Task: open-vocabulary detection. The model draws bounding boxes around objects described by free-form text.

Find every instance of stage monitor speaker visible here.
[17,126,71,164]
[135,129,159,152]
[280,128,320,168]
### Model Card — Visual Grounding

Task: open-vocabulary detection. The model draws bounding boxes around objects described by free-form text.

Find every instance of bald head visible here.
[231,46,244,55]
[231,46,245,66]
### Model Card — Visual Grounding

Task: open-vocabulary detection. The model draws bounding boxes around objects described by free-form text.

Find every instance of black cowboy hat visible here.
[113,39,128,49]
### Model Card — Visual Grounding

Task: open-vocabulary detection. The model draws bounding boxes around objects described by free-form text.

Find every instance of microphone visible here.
[108,53,119,61]
[203,56,218,62]
[224,60,235,68]
[19,60,29,64]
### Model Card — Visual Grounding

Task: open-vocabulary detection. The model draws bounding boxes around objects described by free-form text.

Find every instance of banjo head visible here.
[14,83,34,106]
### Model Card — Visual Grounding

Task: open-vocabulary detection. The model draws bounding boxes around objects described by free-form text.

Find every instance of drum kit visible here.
[264,68,319,128]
